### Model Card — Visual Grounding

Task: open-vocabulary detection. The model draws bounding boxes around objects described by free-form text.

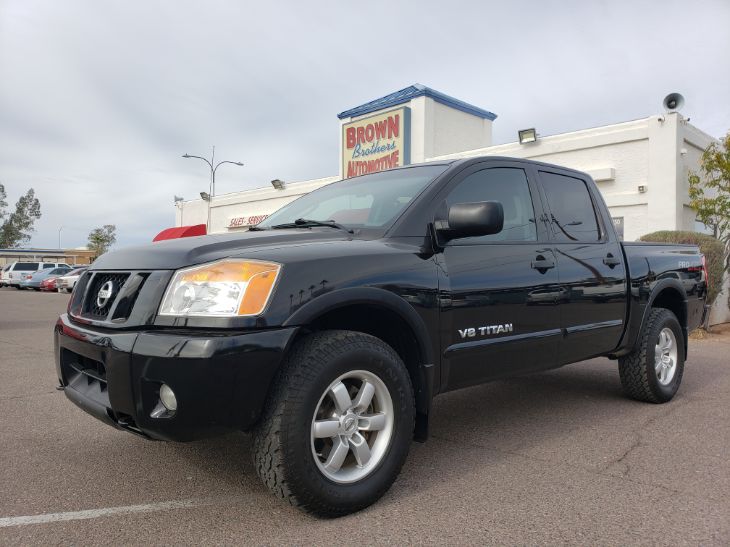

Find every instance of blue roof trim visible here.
[337,84,497,121]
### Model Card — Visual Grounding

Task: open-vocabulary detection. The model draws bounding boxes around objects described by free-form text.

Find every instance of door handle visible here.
[531,256,555,270]
[603,254,621,267]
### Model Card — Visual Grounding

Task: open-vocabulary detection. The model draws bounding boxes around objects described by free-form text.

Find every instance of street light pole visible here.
[58,226,63,249]
[182,147,244,234]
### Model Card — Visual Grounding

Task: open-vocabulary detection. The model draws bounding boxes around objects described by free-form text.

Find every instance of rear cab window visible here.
[539,171,602,242]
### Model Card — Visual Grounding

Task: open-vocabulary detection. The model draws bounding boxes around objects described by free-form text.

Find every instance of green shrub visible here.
[639,230,726,306]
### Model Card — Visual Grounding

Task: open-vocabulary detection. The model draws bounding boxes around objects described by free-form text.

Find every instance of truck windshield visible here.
[257,165,448,230]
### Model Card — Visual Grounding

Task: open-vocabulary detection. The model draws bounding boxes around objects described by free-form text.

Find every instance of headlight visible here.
[159,259,281,317]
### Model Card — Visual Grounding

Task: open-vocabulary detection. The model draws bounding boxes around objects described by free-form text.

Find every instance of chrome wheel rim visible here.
[310,370,394,484]
[654,327,678,386]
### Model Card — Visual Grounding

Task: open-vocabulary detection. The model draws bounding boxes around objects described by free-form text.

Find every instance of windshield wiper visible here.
[270,218,354,234]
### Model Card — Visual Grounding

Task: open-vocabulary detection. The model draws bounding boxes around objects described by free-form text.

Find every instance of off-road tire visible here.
[618,308,685,403]
[252,330,415,517]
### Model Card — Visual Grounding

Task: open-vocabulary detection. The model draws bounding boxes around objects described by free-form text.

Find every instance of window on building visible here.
[445,167,537,244]
[540,172,601,242]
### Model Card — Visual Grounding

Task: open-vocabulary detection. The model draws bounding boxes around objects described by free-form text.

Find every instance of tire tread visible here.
[618,308,683,403]
[252,330,413,517]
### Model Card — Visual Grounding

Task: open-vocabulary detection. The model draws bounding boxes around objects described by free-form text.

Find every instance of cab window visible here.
[539,172,601,242]
[445,167,537,244]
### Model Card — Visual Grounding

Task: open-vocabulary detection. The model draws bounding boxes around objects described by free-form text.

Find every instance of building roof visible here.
[0,247,93,254]
[337,84,497,121]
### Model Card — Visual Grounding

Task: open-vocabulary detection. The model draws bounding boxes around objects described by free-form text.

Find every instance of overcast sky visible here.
[1,0,728,249]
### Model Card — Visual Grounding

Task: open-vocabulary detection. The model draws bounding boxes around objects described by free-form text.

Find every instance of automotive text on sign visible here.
[341,108,410,178]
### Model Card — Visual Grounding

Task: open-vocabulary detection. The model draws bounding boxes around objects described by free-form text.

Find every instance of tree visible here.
[0,184,7,222]
[0,184,42,248]
[87,224,117,257]
[689,131,730,245]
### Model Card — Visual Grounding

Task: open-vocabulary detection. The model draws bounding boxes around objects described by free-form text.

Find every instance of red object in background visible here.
[153,224,207,242]
[40,278,58,291]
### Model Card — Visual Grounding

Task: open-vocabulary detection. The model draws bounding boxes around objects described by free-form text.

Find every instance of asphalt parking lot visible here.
[0,287,728,545]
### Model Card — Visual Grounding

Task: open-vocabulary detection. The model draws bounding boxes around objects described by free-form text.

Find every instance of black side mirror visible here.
[439,201,504,240]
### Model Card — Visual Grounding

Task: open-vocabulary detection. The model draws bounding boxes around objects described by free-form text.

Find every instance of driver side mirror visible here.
[438,201,504,241]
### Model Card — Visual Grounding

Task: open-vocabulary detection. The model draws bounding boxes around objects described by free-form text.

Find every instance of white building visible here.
[176,84,716,244]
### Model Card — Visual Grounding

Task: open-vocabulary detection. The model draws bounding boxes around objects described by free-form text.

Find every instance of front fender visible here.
[282,286,435,366]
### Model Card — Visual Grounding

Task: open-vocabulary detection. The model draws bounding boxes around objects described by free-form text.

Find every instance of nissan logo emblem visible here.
[96,280,114,308]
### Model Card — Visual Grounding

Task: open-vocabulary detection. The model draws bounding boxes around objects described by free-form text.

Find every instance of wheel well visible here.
[651,287,688,358]
[302,304,431,440]
[307,304,422,381]
[651,288,686,327]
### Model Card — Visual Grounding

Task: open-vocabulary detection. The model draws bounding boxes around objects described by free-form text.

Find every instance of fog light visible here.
[159,384,178,412]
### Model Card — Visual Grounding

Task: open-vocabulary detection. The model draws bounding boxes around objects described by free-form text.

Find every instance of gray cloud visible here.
[1,0,728,249]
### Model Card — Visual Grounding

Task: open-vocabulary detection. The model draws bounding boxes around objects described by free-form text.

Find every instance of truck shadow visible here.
[169,358,629,492]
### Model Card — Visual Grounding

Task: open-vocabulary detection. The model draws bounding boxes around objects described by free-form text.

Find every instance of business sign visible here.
[228,214,269,229]
[341,107,410,178]
[612,217,624,240]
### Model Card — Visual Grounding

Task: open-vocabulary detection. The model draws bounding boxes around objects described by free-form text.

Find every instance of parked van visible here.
[1,262,70,288]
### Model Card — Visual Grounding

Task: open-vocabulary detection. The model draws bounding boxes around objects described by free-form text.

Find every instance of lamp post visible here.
[58,226,63,249]
[182,146,244,233]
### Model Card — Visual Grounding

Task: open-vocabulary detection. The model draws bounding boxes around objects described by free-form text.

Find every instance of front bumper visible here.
[54,313,298,441]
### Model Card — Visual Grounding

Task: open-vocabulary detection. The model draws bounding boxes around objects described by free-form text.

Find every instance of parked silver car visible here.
[56,267,88,293]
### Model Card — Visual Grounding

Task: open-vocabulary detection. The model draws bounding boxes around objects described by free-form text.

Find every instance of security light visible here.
[174,195,184,203]
[518,128,537,144]
[200,192,210,201]
[271,179,286,190]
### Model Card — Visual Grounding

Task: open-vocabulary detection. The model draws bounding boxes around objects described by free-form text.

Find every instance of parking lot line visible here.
[0,496,243,528]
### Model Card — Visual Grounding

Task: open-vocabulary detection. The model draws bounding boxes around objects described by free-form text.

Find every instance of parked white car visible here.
[56,267,88,293]
[1,261,70,288]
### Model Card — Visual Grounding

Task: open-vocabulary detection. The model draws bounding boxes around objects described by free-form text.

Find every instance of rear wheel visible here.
[252,330,414,517]
[618,308,685,403]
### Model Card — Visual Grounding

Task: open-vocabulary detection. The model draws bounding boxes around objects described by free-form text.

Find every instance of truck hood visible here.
[91,229,353,270]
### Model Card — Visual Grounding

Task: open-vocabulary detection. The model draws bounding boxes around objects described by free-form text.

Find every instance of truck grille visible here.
[71,270,152,323]
[82,273,130,318]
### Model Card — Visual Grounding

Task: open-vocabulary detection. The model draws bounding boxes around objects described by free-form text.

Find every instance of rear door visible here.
[437,161,562,391]
[535,169,627,363]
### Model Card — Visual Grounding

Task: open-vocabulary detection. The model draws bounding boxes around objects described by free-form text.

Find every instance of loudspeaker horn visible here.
[663,93,685,112]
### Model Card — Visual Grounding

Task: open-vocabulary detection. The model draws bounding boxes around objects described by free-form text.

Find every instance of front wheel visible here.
[618,308,685,403]
[252,330,414,517]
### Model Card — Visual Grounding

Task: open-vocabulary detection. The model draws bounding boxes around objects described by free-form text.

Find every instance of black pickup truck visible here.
[55,157,708,516]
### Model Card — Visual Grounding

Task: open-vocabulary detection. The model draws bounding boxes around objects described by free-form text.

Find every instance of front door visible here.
[437,163,562,391]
